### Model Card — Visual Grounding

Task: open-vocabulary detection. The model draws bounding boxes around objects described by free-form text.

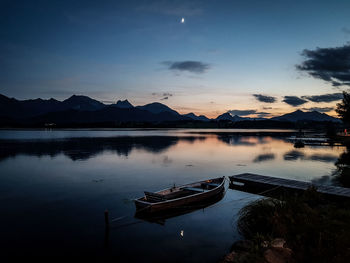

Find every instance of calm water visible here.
[0,129,345,262]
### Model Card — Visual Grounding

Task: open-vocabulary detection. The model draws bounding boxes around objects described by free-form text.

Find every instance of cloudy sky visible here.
[2,0,350,118]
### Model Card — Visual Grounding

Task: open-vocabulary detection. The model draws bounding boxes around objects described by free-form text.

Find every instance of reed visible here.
[236,188,350,263]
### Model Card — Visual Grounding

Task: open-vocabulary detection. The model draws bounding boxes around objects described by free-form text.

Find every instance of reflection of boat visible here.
[135,191,225,224]
[134,177,225,214]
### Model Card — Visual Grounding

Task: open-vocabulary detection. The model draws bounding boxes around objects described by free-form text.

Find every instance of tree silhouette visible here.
[336,91,350,124]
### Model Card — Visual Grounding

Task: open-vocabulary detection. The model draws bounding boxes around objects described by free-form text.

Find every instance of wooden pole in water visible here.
[104,209,109,228]
[104,209,109,249]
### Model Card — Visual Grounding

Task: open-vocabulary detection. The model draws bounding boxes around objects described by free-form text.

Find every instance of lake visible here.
[0,129,345,262]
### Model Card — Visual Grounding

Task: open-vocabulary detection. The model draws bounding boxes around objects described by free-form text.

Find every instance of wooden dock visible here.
[229,173,350,199]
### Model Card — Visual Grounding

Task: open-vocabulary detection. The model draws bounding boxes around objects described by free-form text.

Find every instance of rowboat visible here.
[135,191,225,224]
[134,177,226,214]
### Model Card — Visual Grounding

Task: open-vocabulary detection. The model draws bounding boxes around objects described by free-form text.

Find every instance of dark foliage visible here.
[334,146,350,187]
[336,91,350,124]
[237,189,350,263]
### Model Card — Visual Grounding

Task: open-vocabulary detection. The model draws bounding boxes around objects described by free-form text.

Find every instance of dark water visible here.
[0,129,345,262]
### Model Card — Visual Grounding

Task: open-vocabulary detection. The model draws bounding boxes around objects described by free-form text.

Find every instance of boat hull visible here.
[134,177,225,213]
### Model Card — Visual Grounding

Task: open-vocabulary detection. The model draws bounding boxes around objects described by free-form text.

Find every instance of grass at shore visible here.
[236,189,350,263]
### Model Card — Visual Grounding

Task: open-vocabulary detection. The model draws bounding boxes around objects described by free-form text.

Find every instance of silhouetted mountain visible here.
[183,113,210,121]
[114,99,134,109]
[216,112,247,122]
[59,95,105,111]
[250,117,268,121]
[0,94,103,119]
[0,95,61,118]
[271,110,340,122]
[215,110,339,123]
[137,102,180,115]
[0,94,191,125]
[0,94,342,127]
[32,106,188,125]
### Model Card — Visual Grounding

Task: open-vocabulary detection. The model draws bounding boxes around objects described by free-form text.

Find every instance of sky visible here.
[1,0,350,118]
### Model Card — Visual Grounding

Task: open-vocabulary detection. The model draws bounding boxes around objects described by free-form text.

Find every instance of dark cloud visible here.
[283,96,308,106]
[163,61,210,74]
[253,94,277,103]
[228,109,257,116]
[256,112,271,118]
[228,109,271,117]
[301,93,343,103]
[263,106,273,110]
[302,107,334,113]
[296,44,350,86]
[152,92,173,100]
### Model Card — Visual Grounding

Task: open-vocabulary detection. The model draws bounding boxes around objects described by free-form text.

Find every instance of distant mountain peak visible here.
[223,112,233,117]
[62,95,105,111]
[272,109,340,122]
[115,99,133,108]
[137,102,180,115]
[216,112,246,122]
[185,112,196,118]
[184,112,210,121]
[66,94,89,100]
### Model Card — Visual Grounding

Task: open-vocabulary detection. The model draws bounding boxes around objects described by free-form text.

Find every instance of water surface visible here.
[0,129,345,262]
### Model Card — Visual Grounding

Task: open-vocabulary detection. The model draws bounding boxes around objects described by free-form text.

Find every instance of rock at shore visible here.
[221,238,294,263]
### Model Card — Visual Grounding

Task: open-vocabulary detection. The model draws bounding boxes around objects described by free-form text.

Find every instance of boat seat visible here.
[144,191,167,202]
[182,187,208,193]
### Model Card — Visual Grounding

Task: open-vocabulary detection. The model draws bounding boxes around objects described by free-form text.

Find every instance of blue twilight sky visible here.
[1,0,350,117]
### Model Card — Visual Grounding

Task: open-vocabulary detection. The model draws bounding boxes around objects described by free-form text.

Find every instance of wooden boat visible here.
[135,191,225,224]
[134,177,226,213]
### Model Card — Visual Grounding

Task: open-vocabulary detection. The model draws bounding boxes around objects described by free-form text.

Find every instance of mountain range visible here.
[0,94,340,126]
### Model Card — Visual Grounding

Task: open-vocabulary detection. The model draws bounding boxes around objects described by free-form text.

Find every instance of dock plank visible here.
[230,173,350,198]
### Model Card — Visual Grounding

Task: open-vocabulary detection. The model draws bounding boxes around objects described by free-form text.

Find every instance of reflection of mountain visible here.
[283,150,305,161]
[253,153,275,163]
[217,135,257,146]
[283,150,338,163]
[0,136,203,162]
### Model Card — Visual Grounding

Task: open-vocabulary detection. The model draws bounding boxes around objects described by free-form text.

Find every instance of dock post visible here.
[104,209,109,228]
[104,209,109,248]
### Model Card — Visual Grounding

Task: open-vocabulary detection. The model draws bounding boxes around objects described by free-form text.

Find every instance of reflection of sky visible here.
[2,1,350,117]
[0,133,343,182]
[0,132,345,261]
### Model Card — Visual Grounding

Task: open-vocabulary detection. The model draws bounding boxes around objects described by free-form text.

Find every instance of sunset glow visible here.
[2,1,350,119]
